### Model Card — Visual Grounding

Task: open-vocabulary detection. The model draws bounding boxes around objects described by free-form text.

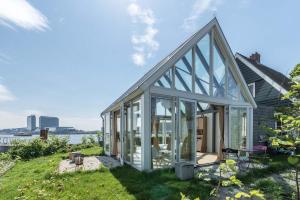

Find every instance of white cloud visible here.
[182,0,223,31]
[127,2,159,67]
[132,53,145,66]
[0,84,15,103]
[0,0,49,31]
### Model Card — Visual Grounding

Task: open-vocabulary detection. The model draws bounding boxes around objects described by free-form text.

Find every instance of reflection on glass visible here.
[228,69,238,101]
[230,107,247,149]
[151,97,173,169]
[124,105,131,162]
[179,100,195,162]
[195,34,210,95]
[154,68,173,88]
[132,99,142,168]
[175,50,193,92]
[104,113,110,153]
[213,42,225,97]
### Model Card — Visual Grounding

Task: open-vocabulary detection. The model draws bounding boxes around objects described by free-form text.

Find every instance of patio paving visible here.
[58,156,121,174]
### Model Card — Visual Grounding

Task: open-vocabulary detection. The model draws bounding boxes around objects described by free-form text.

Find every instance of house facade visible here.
[236,53,291,145]
[101,18,256,171]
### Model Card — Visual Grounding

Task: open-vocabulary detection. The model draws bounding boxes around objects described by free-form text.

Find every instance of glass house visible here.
[101,18,257,171]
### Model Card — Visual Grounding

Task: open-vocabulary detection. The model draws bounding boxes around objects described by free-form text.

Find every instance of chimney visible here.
[249,52,261,63]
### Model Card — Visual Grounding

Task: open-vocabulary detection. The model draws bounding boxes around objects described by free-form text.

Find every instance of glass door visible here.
[151,96,175,169]
[229,106,248,150]
[178,99,196,163]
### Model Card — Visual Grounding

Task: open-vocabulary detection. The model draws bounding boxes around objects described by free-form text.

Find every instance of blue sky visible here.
[0,0,299,130]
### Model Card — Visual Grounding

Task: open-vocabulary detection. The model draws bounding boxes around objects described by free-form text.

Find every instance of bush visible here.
[8,136,69,160]
[81,135,96,145]
[0,152,12,161]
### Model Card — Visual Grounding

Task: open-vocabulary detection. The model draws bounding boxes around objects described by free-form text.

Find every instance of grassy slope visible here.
[0,146,212,200]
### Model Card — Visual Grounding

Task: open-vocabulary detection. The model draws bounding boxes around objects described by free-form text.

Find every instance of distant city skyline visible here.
[0,1,299,130]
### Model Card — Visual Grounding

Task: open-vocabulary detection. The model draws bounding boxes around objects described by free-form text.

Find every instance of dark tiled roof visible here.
[236,53,291,91]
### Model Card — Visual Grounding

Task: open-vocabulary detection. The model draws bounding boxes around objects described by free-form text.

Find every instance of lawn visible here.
[0,146,296,200]
[0,146,213,200]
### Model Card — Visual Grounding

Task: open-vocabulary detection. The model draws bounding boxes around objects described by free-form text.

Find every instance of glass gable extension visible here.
[153,32,247,103]
[102,21,255,172]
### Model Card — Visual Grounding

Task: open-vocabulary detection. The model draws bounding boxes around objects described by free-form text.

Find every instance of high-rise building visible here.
[39,116,59,129]
[27,115,36,131]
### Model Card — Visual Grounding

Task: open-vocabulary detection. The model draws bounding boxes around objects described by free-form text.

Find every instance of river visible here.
[0,134,97,145]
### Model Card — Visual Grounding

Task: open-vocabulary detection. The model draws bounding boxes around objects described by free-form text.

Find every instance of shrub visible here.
[0,152,12,161]
[87,135,96,144]
[81,136,88,145]
[8,136,69,160]
[81,135,96,145]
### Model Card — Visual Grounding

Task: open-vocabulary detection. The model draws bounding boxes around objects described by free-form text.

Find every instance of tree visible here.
[269,64,300,199]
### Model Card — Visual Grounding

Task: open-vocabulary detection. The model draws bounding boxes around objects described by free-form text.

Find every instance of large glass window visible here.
[195,34,210,95]
[230,107,247,149]
[104,113,110,153]
[132,98,142,168]
[154,68,173,88]
[213,42,225,97]
[175,50,193,92]
[227,69,238,101]
[151,97,173,169]
[179,100,196,162]
[124,105,131,162]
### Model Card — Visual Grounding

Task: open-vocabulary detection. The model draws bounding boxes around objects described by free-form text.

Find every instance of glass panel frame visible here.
[229,106,248,150]
[124,104,132,163]
[212,41,226,98]
[154,68,173,89]
[132,98,142,169]
[151,96,175,169]
[195,33,210,95]
[104,113,111,153]
[175,50,193,92]
[178,98,196,163]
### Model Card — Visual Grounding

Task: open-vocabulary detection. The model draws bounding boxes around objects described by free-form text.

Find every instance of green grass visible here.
[253,178,293,200]
[0,146,213,200]
[238,154,291,184]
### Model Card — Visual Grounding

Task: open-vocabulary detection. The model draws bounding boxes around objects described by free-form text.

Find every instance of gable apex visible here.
[102,18,257,114]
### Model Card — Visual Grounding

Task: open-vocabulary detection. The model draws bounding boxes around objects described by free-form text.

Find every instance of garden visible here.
[0,64,300,199]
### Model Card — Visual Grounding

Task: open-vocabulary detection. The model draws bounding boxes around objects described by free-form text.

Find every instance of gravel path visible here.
[58,156,121,174]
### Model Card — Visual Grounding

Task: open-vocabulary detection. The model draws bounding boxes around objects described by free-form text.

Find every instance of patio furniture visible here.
[175,162,194,180]
[248,145,268,165]
[152,147,171,167]
[71,152,82,163]
[222,148,239,161]
[152,147,164,167]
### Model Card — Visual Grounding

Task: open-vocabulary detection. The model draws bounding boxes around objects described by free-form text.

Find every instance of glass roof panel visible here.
[175,50,193,92]
[195,34,210,95]
[212,42,225,97]
[197,34,210,65]
[154,68,173,88]
[228,68,238,101]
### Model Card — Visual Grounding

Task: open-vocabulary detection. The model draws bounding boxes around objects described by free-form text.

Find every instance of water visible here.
[0,134,97,145]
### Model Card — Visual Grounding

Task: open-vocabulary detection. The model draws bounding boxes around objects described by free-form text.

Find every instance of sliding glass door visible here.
[178,99,196,163]
[151,96,174,169]
[229,106,248,149]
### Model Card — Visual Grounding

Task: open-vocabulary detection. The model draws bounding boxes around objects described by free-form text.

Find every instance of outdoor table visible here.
[238,148,256,170]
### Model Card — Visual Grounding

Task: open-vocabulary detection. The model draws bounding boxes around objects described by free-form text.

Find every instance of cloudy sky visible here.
[0,0,299,130]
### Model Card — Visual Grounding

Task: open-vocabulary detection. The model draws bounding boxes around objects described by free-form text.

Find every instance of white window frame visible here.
[248,82,255,98]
